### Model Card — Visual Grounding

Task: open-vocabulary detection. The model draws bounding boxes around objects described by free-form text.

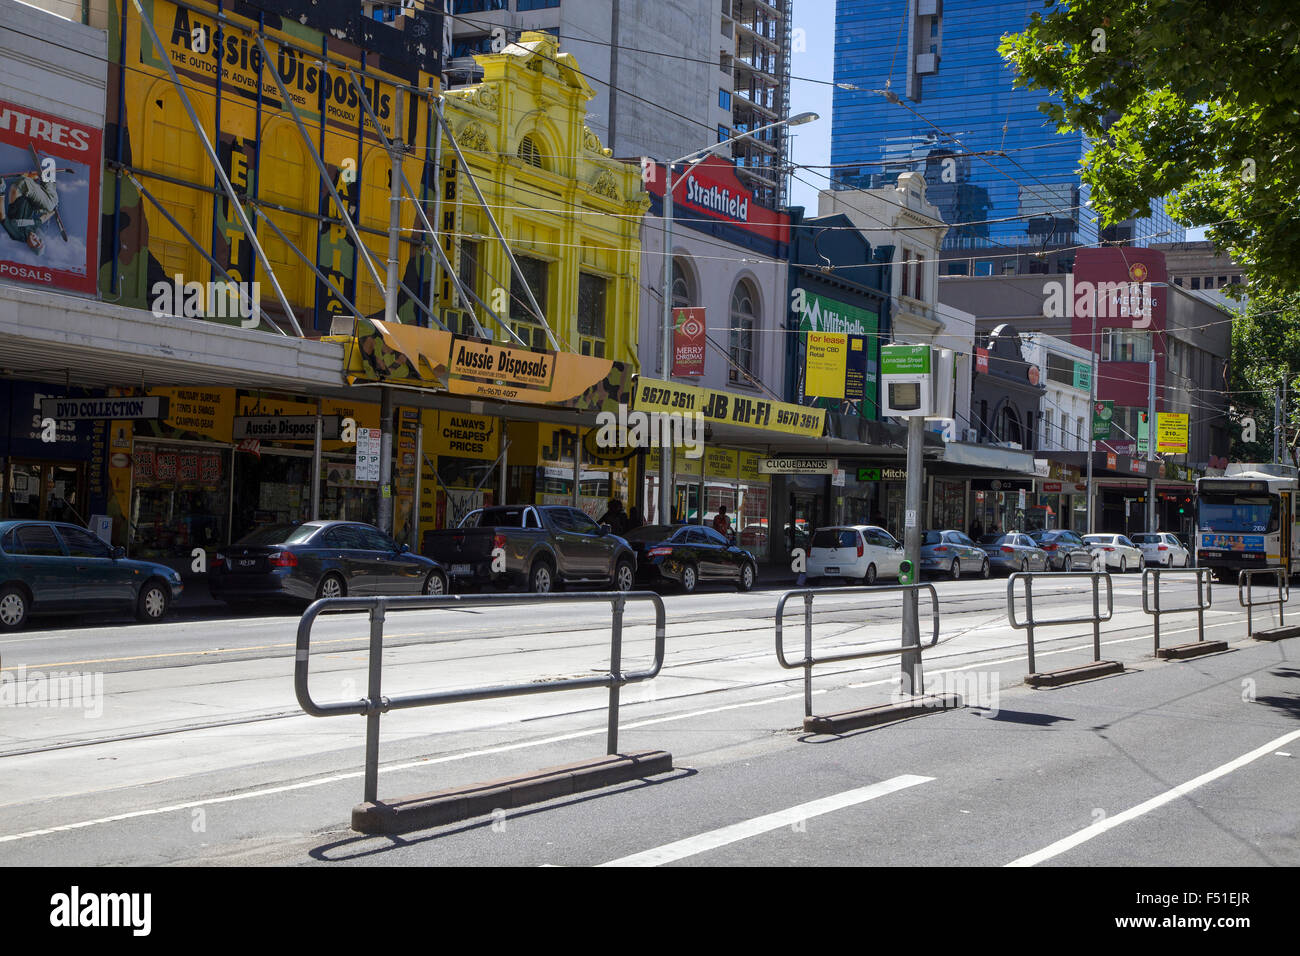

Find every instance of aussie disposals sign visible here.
[0,99,102,296]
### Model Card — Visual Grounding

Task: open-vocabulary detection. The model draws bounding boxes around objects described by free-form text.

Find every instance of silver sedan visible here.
[977,532,1050,575]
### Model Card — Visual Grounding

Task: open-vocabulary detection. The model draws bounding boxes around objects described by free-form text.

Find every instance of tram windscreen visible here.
[1197,496,1278,533]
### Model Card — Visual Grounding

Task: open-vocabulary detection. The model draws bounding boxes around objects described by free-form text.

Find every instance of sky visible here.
[784,2,1206,241]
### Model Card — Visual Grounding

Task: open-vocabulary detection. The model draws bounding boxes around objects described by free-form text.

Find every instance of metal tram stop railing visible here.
[774,583,962,733]
[1007,571,1123,687]
[1142,568,1225,659]
[294,591,673,834]
[1238,567,1300,641]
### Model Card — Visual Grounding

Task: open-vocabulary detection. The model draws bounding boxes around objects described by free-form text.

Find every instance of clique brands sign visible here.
[672,308,706,377]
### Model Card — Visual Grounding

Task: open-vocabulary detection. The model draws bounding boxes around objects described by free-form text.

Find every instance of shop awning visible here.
[928,440,1040,478]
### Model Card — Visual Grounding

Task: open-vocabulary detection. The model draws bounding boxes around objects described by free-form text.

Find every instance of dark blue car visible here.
[0,520,183,630]
[209,521,448,605]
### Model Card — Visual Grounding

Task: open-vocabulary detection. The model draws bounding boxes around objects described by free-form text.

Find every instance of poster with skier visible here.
[0,99,101,295]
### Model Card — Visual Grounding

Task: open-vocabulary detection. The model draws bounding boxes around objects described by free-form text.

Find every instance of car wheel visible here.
[680,563,698,594]
[316,573,346,600]
[1064,555,1073,573]
[136,580,170,623]
[863,563,877,586]
[738,562,755,592]
[422,570,448,596]
[1119,556,1127,574]
[980,559,990,579]
[614,559,635,593]
[949,558,961,580]
[1020,558,1029,574]
[529,560,554,594]
[0,585,29,630]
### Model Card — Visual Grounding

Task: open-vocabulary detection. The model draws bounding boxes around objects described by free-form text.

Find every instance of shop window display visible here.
[130,442,230,562]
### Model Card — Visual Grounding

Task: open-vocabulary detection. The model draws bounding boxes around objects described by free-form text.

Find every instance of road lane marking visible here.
[598,775,934,867]
[1006,726,1300,867]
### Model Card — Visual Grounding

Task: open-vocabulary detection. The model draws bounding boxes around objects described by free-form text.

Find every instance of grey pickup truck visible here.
[422,504,636,594]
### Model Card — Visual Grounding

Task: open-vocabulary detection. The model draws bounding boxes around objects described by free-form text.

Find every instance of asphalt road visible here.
[0,570,1295,868]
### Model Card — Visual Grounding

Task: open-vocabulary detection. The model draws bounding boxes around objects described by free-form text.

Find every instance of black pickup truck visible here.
[422,504,636,593]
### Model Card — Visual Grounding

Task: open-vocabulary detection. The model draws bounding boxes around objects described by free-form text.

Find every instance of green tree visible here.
[1227,289,1300,462]
[1000,1,1300,293]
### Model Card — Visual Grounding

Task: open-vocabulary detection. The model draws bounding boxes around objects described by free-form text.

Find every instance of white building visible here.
[1020,332,1091,452]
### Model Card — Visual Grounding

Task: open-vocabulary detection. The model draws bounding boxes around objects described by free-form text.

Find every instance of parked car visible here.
[977,532,1050,575]
[920,529,990,579]
[1028,529,1098,571]
[625,524,757,593]
[1083,533,1145,573]
[210,521,447,605]
[0,520,183,630]
[806,525,903,586]
[1131,532,1191,568]
[422,505,635,594]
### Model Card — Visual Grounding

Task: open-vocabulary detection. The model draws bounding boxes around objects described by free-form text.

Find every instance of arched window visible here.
[671,257,694,308]
[998,406,1023,447]
[729,279,757,383]
[517,135,543,168]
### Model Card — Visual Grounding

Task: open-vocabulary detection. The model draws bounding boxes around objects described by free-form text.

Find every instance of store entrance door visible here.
[6,461,85,523]
[787,491,822,555]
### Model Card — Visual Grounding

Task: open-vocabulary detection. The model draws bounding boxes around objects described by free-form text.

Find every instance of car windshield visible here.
[234,524,318,546]
[1198,496,1278,534]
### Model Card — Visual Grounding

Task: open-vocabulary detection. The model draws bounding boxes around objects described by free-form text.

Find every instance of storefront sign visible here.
[645,155,791,243]
[1106,452,1118,470]
[737,452,765,483]
[759,457,835,475]
[672,308,706,377]
[703,447,738,480]
[42,396,168,420]
[430,411,497,460]
[1073,362,1091,390]
[632,377,825,437]
[340,320,631,412]
[970,478,1034,492]
[796,292,879,409]
[805,331,848,400]
[233,416,341,441]
[1157,412,1189,454]
[152,387,234,441]
[856,467,907,482]
[0,98,102,296]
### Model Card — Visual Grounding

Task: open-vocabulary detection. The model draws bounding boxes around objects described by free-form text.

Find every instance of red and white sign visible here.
[975,348,989,374]
[0,99,102,296]
[672,307,706,377]
[646,155,790,244]
[1072,248,1168,409]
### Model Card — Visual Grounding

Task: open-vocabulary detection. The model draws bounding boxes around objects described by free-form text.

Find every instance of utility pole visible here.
[1275,382,1283,464]
[1086,293,1098,534]
[1146,355,1157,533]
[900,413,925,696]
[658,161,675,526]
[377,87,405,534]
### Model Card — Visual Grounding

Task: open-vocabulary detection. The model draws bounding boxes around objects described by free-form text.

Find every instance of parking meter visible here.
[898,559,915,585]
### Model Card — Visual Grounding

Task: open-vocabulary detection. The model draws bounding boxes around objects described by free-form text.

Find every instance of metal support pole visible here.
[1025,576,1036,674]
[363,599,386,803]
[1196,571,1205,643]
[1146,356,1157,534]
[1087,295,1097,534]
[312,413,322,521]
[385,87,405,325]
[129,1,304,336]
[1275,383,1282,464]
[378,389,394,533]
[607,595,624,755]
[1092,573,1102,661]
[658,162,676,529]
[1152,571,1161,652]
[572,428,581,507]
[411,422,423,550]
[901,414,925,695]
[499,422,509,506]
[803,591,814,718]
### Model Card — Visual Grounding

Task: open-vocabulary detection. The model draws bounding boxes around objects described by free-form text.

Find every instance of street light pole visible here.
[654,111,819,527]
[1087,293,1097,534]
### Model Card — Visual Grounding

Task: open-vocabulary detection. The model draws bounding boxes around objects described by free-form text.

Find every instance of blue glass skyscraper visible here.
[830,0,1184,274]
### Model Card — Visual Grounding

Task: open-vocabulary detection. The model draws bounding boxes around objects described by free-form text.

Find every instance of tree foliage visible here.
[1000,0,1300,293]
[1227,288,1300,463]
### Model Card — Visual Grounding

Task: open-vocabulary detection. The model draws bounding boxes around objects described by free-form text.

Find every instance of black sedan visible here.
[625,524,757,593]
[209,521,448,605]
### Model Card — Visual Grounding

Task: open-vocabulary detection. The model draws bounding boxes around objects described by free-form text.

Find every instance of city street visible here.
[1,573,1295,867]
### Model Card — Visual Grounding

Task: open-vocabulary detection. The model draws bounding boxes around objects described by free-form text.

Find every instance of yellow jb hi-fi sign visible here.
[112,0,438,326]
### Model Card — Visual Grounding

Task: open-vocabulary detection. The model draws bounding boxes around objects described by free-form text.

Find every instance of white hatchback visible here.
[806,525,904,586]
[1083,533,1145,573]
[1130,532,1191,567]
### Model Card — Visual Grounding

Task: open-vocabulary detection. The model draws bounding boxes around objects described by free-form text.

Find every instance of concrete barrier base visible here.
[1025,660,1124,688]
[1252,624,1300,642]
[351,750,673,834]
[802,693,963,734]
[1157,640,1229,659]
